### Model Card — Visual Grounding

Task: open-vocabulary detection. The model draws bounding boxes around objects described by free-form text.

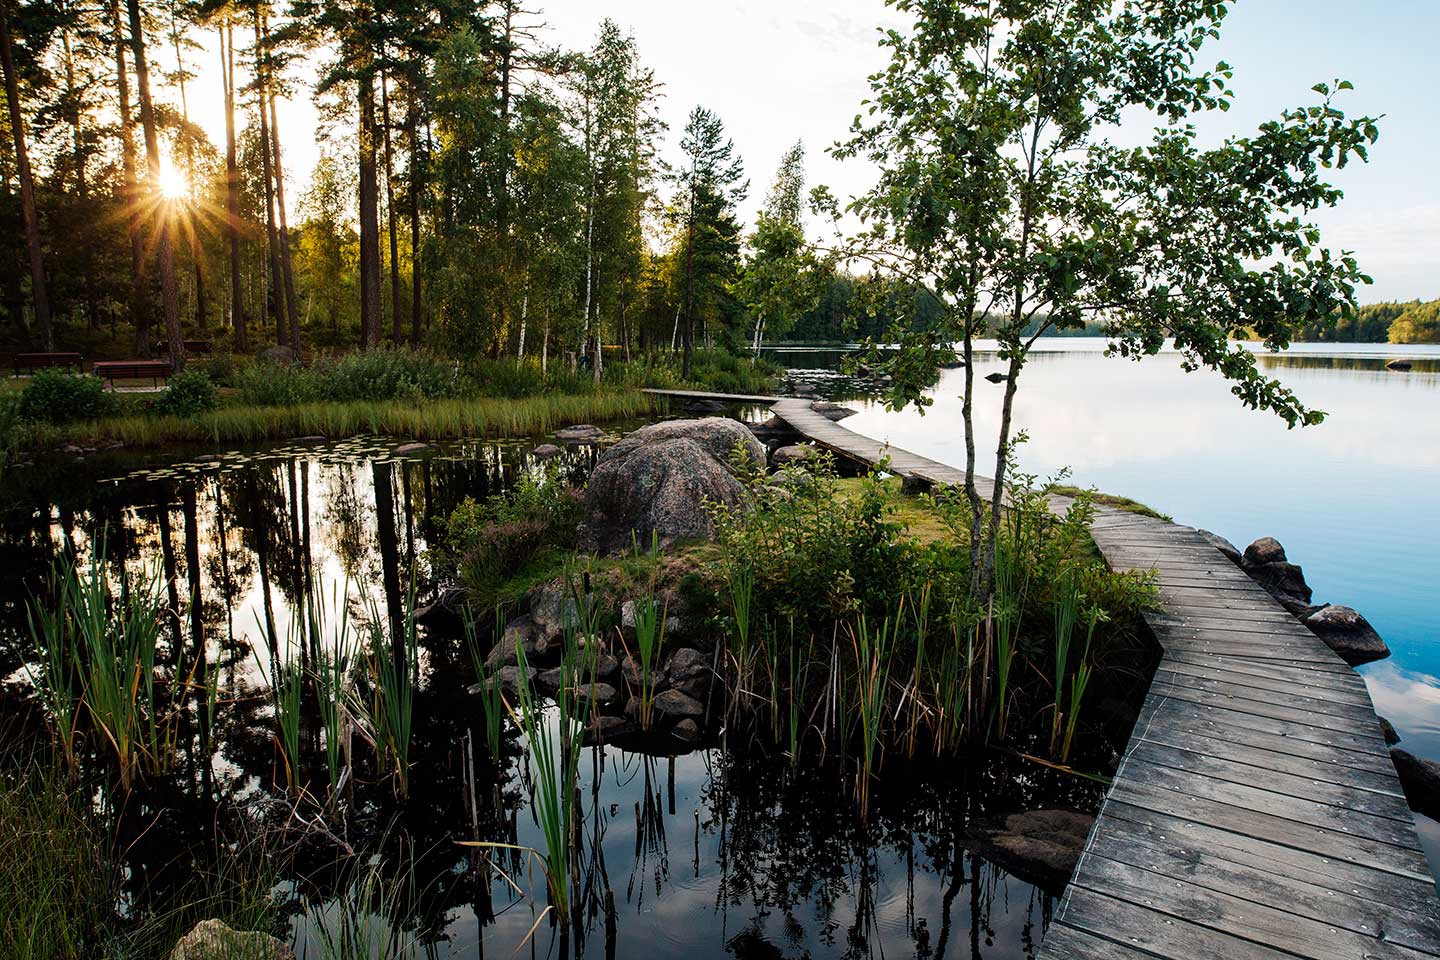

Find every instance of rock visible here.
[583,714,637,746]
[619,599,673,641]
[652,688,705,720]
[531,443,563,460]
[672,718,701,744]
[984,372,1007,384]
[666,647,709,682]
[1304,604,1390,666]
[1241,536,1287,568]
[1379,716,1401,746]
[792,382,819,398]
[1196,528,1242,564]
[413,586,469,629]
[170,919,294,960]
[259,345,296,365]
[578,418,765,554]
[528,583,582,641]
[810,401,858,422]
[1246,560,1313,607]
[621,654,665,689]
[685,399,728,413]
[1391,749,1440,820]
[750,415,794,438]
[393,442,428,455]
[291,435,326,444]
[555,424,604,444]
[484,623,538,670]
[594,654,621,681]
[772,444,819,467]
[963,809,1093,895]
[480,665,536,696]
[901,474,933,496]
[670,675,711,701]
[575,682,618,707]
[1386,359,1413,371]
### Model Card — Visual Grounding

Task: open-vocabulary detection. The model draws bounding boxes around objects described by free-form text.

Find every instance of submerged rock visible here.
[810,401,858,422]
[685,398,728,413]
[963,809,1093,896]
[1392,749,1440,820]
[672,718,702,744]
[531,443,563,460]
[583,715,637,746]
[170,919,294,960]
[555,424,605,444]
[984,372,1008,384]
[393,442,428,455]
[1386,359,1413,371]
[578,418,764,554]
[414,586,468,630]
[1304,604,1390,666]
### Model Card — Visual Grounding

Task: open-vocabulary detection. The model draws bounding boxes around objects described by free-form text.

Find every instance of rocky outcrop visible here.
[1238,537,1315,616]
[1303,605,1390,666]
[578,418,764,554]
[963,809,1093,895]
[1392,749,1440,820]
[170,920,294,960]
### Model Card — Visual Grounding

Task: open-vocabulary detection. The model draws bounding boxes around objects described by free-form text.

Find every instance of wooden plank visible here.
[1100,801,1440,915]
[1058,887,1300,960]
[1155,656,1372,705]
[1153,667,1378,721]
[1070,852,1438,959]
[1037,922,1156,960]
[1147,681,1391,754]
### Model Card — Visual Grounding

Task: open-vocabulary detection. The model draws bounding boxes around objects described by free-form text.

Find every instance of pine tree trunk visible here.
[681,184,697,380]
[110,0,147,350]
[221,20,246,351]
[263,25,298,356]
[407,100,422,345]
[0,0,52,350]
[358,68,381,350]
[381,72,401,344]
[171,12,206,333]
[253,11,284,348]
[126,0,184,369]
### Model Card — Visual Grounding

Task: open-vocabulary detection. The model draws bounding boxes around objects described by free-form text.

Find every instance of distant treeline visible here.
[778,287,1440,346]
[1295,300,1440,344]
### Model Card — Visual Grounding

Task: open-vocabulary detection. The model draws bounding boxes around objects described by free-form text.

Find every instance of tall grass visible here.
[21,389,661,450]
[466,607,508,758]
[851,613,894,818]
[1050,574,1082,756]
[624,535,667,730]
[367,593,420,798]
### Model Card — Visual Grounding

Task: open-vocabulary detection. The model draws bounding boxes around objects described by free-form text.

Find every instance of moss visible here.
[1051,484,1172,521]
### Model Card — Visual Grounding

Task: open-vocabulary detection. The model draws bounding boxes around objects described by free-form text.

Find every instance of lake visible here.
[775,338,1440,869]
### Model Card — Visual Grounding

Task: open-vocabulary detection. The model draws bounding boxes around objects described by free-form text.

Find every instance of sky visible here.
[183,0,1438,303]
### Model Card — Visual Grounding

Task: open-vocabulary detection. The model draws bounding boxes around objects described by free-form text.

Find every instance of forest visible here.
[0,0,966,375]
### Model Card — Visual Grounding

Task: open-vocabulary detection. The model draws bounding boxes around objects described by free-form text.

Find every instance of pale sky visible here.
[180,0,1437,303]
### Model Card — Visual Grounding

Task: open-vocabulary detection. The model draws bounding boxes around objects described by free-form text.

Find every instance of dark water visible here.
[0,430,1096,957]
[774,338,1440,873]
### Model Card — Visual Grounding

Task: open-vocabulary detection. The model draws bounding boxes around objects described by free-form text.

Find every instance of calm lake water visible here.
[776,338,1440,867]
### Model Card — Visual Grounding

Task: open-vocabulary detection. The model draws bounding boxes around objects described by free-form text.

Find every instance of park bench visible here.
[13,351,83,375]
[155,339,212,355]
[92,359,174,388]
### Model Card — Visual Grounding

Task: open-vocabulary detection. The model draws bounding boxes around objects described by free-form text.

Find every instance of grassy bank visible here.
[16,389,662,450]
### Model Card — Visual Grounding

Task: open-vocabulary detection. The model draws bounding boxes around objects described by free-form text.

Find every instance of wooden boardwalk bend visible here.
[758,397,1440,959]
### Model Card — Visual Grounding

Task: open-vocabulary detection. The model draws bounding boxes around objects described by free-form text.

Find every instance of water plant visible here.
[625,535,668,730]
[1061,606,1106,763]
[1050,573,1083,756]
[466,607,508,758]
[851,611,895,817]
[367,588,421,796]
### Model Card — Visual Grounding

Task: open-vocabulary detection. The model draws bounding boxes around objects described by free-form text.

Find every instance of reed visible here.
[625,536,667,730]
[1050,574,1083,756]
[466,607,508,757]
[851,612,895,817]
[367,592,420,797]
[1061,606,1105,763]
[21,389,660,451]
[511,632,585,922]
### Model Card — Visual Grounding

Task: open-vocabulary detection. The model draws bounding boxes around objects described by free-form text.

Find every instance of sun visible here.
[158,156,190,201]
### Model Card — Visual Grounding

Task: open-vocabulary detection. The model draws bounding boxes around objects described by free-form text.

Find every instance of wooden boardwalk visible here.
[769,398,1440,959]
[641,387,784,404]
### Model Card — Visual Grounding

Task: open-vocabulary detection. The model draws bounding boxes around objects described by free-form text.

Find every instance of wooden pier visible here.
[764,397,1440,959]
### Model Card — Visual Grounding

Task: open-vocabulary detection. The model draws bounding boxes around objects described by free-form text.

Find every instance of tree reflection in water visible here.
[0,437,1095,958]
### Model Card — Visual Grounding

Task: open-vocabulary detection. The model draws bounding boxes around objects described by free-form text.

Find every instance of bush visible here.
[16,371,116,425]
[235,361,322,406]
[197,352,239,387]
[236,348,463,406]
[154,369,219,418]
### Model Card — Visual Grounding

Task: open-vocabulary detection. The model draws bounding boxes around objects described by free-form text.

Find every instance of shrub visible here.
[154,369,219,418]
[318,349,461,402]
[235,361,321,407]
[197,352,239,387]
[16,371,115,425]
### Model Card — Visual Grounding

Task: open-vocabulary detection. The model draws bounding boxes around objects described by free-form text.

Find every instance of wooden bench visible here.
[92,359,174,388]
[155,339,212,355]
[13,352,83,375]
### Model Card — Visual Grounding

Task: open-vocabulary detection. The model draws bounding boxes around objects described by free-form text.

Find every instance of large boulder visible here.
[963,809,1093,895]
[1242,536,1288,567]
[579,418,764,553]
[1304,604,1390,666]
[1391,749,1440,821]
[1239,538,1313,611]
[170,920,293,960]
[772,444,819,467]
